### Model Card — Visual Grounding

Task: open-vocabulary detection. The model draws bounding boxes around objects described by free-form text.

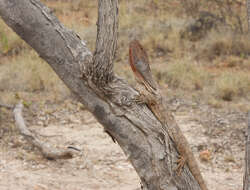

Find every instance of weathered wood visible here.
[0,0,203,189]
[244,112,250,190]
[91,0,118,84]
[13,102,75,159]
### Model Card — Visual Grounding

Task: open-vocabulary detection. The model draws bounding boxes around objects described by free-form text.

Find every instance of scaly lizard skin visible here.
[129,40,208,190]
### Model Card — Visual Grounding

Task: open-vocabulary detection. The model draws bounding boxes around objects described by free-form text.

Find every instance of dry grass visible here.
[214,71,250,101]
[0,50,70,106]
[198,30,250,61]
[0,20,28,55]
[0,50,68,93]
[153,61,210,91]
[0,0,249,110]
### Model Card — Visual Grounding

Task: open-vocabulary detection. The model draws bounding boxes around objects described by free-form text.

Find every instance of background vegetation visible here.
[0,1,248,189]
[0,0,249,111]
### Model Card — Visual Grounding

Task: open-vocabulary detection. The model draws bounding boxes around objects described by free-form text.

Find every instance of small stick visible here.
[13,102,77,160]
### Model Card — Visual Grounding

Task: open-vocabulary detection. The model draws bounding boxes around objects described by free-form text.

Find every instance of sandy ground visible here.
[0,99,246,190]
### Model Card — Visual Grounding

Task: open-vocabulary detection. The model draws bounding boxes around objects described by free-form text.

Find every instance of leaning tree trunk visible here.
[0,0,203,189]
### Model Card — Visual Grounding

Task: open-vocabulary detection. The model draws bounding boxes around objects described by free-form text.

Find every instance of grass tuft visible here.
[0,20,28,56]
[198,30,250,61]
[157,62,210,91]
[214,71,250,101]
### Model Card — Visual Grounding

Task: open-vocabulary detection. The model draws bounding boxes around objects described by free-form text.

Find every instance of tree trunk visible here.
[0,0,203,189]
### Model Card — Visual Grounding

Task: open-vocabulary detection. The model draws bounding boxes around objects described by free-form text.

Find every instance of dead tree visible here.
[0,0,204,189]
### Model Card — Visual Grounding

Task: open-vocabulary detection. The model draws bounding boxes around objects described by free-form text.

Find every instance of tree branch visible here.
[91,0,118,84]
[0,0,203,189]
[13,102,76,159]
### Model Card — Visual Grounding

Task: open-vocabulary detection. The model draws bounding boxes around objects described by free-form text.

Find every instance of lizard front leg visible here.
[133,83,152,104]
[134,94,147,105]
[176,155,187,176]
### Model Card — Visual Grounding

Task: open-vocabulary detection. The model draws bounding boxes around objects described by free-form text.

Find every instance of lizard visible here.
[129,39,208,190]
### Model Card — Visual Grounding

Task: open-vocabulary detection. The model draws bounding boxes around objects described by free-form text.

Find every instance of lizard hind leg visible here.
[175,156,187,176]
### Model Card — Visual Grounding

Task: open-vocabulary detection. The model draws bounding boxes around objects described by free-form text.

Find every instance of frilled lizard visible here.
[129,40,208,190]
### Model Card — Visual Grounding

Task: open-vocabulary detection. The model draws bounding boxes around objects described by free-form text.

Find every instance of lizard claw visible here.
[175,156,187,176]
[134,95,146,105]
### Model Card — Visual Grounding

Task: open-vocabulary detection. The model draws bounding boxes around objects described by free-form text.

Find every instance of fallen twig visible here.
[13,102,77,160]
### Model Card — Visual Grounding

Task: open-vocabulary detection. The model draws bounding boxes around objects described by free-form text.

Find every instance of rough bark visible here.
[91,0,118,84]
[244,112,250,190]
[0,0,203,189]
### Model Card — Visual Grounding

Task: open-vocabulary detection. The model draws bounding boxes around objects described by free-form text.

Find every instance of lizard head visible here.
[129,40,149,71]
[129,40,157,92]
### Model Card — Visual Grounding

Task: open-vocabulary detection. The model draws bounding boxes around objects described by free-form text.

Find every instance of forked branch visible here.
[0,0,204,189]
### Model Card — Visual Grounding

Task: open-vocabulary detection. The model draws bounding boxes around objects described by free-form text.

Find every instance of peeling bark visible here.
[0,0,203,189]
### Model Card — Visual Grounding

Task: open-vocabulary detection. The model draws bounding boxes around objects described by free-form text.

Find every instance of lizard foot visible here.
[175,156,187,176]
[134,94,147,105]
